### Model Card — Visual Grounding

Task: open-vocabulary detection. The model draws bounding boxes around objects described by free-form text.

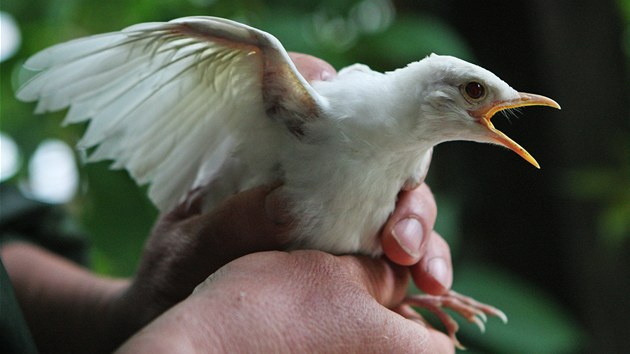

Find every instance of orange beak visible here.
[472,93,561,168]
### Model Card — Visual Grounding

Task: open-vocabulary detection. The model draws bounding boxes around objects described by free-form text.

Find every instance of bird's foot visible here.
[403,290,507,349]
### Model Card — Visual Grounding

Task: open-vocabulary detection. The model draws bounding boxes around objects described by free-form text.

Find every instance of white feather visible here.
[18,16,320,211]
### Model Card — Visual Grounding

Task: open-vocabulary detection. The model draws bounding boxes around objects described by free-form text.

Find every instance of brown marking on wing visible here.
[170,22,320,137]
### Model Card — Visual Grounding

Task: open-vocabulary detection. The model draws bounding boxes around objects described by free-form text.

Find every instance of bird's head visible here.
[404,54,560,168]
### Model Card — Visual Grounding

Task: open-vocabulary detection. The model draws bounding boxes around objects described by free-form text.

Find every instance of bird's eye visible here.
[462,81,486,101]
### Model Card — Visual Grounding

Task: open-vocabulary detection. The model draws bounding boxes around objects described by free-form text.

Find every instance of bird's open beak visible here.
[471,93,561,168]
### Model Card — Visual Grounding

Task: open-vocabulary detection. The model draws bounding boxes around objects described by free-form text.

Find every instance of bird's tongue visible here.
[474,93,561,169]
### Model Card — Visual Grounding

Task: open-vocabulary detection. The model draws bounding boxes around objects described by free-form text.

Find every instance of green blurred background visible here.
[1,0,629,352]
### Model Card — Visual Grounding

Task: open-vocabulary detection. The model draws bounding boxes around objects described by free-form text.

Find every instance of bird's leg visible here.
[403,290,507,349]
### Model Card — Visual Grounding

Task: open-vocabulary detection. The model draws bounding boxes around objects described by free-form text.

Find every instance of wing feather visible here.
[18,16,324,210]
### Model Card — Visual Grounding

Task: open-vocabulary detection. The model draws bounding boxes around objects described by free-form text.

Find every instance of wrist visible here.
[106,276,174,344]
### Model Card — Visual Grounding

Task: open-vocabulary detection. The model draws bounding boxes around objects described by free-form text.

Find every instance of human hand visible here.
[117,250,454,354]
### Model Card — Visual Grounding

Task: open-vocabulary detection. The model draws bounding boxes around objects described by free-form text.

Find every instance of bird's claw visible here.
[403,290,507,349]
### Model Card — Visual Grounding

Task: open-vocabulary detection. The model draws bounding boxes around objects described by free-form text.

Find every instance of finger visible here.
[425,327,456,354]
[178,184,293,272]
[288,52,337,82]
[160,188,206,222]
[410,231,453,295]
[381,183,438,266]
[393,304,430,326]
[395,304,456,351]
[340,255,410,308]
[382,310,454,354]
[339,262,455,354]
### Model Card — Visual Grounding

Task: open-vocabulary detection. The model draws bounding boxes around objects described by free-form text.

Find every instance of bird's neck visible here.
[308,64,439,189]
[314,68,433,155]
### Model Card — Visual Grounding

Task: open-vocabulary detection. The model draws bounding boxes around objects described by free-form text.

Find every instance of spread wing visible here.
[17,16,326,211]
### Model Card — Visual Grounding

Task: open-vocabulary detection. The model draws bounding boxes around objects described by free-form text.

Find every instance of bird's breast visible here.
[279,137,430,256]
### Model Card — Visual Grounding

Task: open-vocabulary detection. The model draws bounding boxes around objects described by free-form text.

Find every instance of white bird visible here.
[17,16,560,346]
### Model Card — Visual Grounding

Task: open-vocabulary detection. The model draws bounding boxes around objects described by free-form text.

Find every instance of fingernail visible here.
[427,257,451,289]
[392,218,423,258]
[265,187,291,225]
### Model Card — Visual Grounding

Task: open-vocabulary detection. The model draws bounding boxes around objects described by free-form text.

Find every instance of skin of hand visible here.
[117,251,454,354]
[0,53,455,353]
